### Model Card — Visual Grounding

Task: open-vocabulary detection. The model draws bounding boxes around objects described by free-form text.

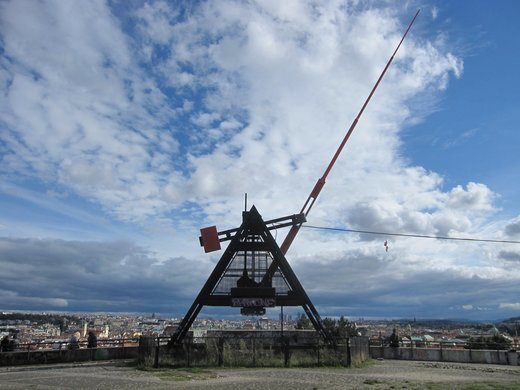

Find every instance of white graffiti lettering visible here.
[231,298,276,307]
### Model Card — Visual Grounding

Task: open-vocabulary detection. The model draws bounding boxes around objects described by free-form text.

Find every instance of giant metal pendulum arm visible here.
[261,9,421,285]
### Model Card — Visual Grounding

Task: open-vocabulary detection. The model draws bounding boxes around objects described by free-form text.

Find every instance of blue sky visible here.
[405,0,520,215]
[1,0,519,321]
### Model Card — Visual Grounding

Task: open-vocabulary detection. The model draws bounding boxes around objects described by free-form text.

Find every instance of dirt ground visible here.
[0,359,519,389]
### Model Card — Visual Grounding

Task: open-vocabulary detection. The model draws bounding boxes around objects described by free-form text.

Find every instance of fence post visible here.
[317,338,320,366]
[439,341,443,362]
[346,338,351,367]
[154,337,159,368]
[252,336,256,367]
[187,341,191,367]
[217,337,224,366]
[283,338,290,367]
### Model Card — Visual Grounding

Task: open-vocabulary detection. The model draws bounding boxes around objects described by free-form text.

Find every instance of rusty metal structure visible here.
[170,10,420,345]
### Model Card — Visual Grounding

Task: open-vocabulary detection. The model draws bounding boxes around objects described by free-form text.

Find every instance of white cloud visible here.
[446,182,496,213]
[443,127,479,149]
[0,1,468,227]
[0,0,184,222]
[191,112,221,127]
[134,1,177,45]
[499,303,520,310]
[431,7,439,20]
[147,1,468,232]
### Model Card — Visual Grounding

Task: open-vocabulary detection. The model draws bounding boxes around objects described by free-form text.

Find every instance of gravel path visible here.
[0,359,519,389]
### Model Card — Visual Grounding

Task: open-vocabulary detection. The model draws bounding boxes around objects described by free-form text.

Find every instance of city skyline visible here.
[1,1,519,320]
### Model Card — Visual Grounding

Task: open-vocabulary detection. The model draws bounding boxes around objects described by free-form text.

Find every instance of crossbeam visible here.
[199,213,306,249]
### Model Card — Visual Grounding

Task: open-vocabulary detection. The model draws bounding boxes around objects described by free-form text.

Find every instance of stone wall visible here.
[350,336,370,366]
[139,335,370,368]
[0,346,137,367]
[370,346,519,366]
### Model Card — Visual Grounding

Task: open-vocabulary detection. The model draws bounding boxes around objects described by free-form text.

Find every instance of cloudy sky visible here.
[1,0,519,320]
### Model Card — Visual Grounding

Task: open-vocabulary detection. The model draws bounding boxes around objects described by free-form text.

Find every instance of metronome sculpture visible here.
[170,205,331,344]
[170,10,420,345]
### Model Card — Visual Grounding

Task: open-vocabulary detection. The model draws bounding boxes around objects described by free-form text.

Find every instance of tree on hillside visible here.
[323,316,358,339]
[295,313,312,330]
[466,335,512,350]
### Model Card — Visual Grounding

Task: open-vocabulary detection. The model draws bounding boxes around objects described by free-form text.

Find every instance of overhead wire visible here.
[302,225,520,245]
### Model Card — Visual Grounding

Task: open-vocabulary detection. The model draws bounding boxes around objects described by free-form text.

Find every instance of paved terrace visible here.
[1,359,519,389]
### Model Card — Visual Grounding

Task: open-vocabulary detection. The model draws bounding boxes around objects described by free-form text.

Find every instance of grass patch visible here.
[460,384,520,390]
[397,382,520,390]
[352,358,377,368]
[141,367,219,382]
[360,380,519,390]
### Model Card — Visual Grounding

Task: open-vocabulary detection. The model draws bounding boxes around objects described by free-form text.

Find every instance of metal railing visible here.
[369,338,518,350]
[1,337,139,353]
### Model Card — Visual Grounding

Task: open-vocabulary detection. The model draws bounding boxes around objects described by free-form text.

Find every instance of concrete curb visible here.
[0,358,134,373]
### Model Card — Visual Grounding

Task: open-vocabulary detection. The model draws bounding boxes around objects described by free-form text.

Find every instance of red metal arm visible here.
[279,9,421,257]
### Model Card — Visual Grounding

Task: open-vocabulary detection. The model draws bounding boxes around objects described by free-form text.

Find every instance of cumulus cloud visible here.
[0,0,184,222]
[0,0,467,226]
[136,0,468,232]
[446,182,496,213]
[134,0,178,45]
[344,181,496,238]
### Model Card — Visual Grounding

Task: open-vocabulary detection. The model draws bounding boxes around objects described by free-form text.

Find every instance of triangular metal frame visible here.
[170,206,331,344]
